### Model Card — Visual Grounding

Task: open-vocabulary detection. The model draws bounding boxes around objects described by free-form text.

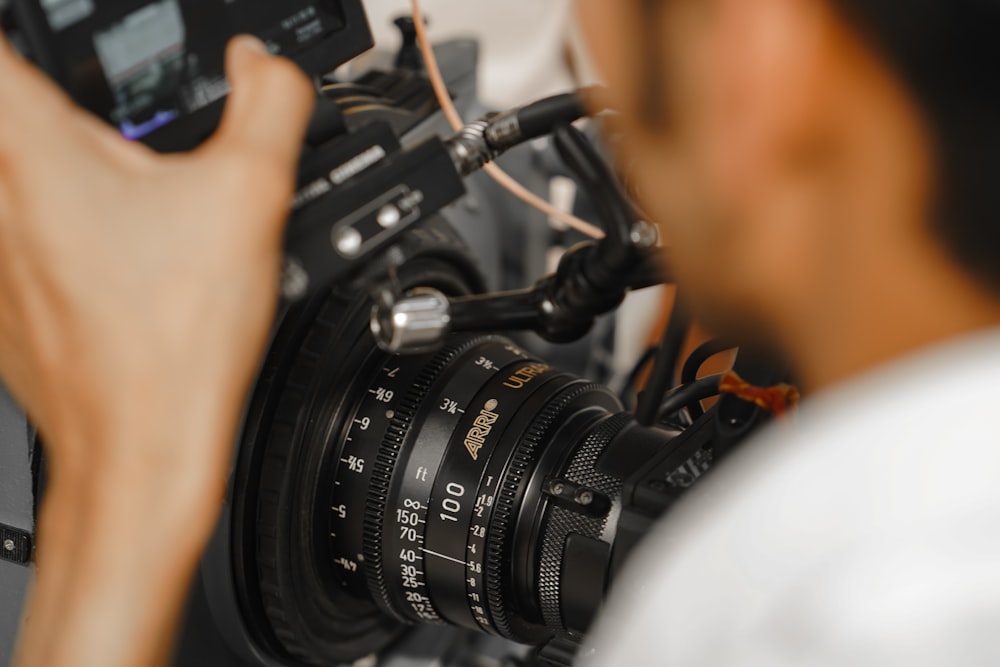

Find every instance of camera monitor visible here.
[6,0,373,150]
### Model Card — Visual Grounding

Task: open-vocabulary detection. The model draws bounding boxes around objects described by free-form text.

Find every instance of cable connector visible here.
[445,88,604,177]
[446,117,500,177]
[719,371,801,418]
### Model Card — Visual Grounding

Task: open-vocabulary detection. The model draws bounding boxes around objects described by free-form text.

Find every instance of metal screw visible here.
[549,481,565,495]
[3,539,14,552]
[333,226,364,257]
[630,220,659,248]
[575,490,594,506]
[377,205,403,229]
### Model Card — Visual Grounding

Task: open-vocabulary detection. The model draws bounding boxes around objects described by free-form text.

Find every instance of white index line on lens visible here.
[420,548,468,567]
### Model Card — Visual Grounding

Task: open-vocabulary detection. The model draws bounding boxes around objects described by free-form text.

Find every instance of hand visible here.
[0,34,314,500]
[0,34,315,667]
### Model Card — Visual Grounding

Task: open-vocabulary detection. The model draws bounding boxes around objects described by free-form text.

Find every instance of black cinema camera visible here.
[0,2,780,665]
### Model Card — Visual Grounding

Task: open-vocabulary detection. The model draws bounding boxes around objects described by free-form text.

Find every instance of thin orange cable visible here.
[410,0,605,240]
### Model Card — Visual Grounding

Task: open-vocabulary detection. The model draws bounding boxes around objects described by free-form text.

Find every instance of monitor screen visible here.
[9,0,368,144]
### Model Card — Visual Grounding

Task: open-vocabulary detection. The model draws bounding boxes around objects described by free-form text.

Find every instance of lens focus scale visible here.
[382,341,534,625]
[420,363,565,633]
[362,336,500,624]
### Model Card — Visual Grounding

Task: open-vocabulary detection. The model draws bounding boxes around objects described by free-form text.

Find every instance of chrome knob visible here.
[371,288,452,354]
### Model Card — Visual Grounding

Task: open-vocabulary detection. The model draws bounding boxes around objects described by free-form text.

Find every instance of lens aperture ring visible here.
[328,351,431,598]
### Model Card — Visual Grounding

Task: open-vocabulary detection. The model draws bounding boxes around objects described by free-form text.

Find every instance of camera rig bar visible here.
[370,124,670,352]
[281,106,466,300]
[282,87,605,302]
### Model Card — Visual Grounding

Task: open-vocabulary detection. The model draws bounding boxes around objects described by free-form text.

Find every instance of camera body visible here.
[0,2,779,665]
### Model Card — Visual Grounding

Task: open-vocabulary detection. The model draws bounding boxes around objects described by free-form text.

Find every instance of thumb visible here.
[205,36,315,171]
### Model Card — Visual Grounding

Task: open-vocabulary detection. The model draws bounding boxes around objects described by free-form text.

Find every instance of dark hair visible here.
[836,1,1000,293]
[638,0,1000,293]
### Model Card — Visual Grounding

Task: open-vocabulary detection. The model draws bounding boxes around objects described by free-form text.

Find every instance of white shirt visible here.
[588,328,1000,666]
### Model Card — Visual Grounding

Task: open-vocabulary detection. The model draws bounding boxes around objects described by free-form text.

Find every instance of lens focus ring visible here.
[372,340,535,626]
[362,335,501,623]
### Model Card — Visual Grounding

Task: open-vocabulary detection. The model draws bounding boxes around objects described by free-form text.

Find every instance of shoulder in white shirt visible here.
[587,327,1000,666]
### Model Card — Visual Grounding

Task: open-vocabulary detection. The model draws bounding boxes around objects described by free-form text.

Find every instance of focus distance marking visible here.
[422,361,560,632]
[387,341,529,623]
[365,336,498,622]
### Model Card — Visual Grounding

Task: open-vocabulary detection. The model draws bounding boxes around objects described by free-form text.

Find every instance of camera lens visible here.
[231,230,679,665]
[350,336,621,641]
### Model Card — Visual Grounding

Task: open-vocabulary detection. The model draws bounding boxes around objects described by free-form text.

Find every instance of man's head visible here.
[577,0,1000,388]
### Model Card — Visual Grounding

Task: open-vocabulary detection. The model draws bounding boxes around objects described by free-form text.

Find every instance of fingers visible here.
[204,36,316,175]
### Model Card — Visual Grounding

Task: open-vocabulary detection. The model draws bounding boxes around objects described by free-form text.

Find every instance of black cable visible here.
[681,339,734,386]
[553,124,634,260]
[515,86,606,138]
[620,345,660,407]
[657,374,724,424]
[484,86,609,152]
[516,92,588,140]
[680,340,735,420]
[627,250,672,290]
[635,296,690,426]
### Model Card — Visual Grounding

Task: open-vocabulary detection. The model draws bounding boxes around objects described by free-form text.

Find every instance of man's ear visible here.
[705,0,834,194]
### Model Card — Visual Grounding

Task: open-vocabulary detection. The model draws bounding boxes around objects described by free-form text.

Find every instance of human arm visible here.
[0,33,315,667]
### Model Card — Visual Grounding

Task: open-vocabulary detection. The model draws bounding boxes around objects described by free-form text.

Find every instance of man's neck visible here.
[789,243,1000,393]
